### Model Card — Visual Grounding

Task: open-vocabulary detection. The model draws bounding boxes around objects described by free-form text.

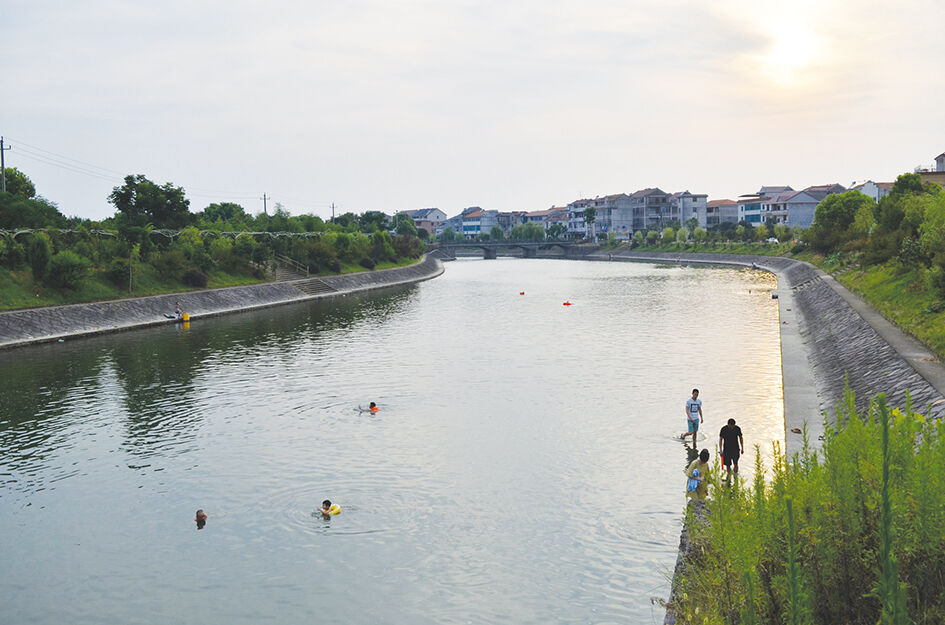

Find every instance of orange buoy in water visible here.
[520,292,525,295]
[562,301,572,306]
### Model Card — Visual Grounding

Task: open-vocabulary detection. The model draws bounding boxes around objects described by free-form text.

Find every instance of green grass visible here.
[836,263,945,359]
[0,256,424,311]
[627,240,794,256]
[670,390,945,624]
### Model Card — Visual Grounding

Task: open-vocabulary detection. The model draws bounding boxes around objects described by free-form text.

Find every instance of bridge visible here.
[434,240,575,259]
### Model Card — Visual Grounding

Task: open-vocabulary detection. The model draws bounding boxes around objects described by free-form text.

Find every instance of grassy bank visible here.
[670,391,945,624]
[834,263,945,360]
[0,257,422,311]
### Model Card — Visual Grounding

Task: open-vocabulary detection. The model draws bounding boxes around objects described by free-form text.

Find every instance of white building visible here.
[848,181,893,203]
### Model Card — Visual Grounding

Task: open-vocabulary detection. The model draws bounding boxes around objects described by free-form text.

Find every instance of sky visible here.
[3,0,944,222]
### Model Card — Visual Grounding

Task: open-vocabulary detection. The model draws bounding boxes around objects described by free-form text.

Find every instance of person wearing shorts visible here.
[719,418,745,475]
[684,389,703,443]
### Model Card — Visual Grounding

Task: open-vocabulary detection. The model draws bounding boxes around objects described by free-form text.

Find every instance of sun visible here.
[764,26,818,81]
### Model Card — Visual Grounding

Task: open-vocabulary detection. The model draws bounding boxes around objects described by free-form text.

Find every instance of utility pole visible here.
[0,137,10,192]
[331,202,335,224]
[261,193,269,216]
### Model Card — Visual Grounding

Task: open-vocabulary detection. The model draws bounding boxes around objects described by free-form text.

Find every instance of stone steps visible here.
[290,278,338,296]
[274,266,307,281]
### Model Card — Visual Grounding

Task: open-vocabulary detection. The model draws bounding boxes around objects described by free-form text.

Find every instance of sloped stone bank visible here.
[0,256,443,350]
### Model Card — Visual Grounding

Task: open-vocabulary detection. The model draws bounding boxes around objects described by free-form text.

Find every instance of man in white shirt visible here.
[684,388,703,444]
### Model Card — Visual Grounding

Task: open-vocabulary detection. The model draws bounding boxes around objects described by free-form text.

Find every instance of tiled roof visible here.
[758,185,794,194]
[629,187,666,198]
[706,199,736,207]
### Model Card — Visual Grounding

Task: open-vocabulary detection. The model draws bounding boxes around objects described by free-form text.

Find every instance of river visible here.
[0,258,782,624]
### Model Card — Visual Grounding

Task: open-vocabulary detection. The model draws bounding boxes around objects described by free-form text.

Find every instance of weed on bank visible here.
[671,389,945,624]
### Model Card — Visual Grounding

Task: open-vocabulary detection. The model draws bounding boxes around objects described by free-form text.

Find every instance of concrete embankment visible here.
[0,255,443,351]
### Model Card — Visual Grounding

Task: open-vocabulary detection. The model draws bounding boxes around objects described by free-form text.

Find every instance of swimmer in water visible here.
[195,509,208,529]
[320,500,335,516]
[358,402,379,414]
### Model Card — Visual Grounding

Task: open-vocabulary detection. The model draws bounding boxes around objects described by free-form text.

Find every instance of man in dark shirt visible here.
[719,418,745,475]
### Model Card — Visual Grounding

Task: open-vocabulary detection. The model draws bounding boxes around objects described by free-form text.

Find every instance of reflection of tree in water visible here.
[0,346,107,493]
[110,287,414,457]
[109,332,206,458]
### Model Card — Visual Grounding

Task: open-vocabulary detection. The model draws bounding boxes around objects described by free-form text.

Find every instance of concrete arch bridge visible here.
[435,240,574,259]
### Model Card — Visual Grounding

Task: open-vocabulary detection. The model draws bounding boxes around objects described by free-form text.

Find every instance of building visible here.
[706,199,738,227]
[917,151,945,187]
[567,198,594,239]
[786,184,845,228]
[496,211,526,236]
[669,191,709,228]
[848,181,894,203]
[398,208,446,236]
[628,188,672,231]
[523,206,568,231]
[460,207,499,239]
[737,194,768,225]
[740,184,845,229]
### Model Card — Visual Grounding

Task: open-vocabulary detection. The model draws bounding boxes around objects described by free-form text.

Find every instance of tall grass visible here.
[672,390,945,624]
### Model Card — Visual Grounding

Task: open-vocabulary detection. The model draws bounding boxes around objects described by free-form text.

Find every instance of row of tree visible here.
[804,173,945,293]
[0,170,426,291]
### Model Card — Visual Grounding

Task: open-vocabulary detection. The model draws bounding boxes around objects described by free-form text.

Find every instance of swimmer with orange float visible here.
[358,402,379,414]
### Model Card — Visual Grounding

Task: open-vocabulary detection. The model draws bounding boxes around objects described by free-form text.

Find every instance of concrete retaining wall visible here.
[0,255,443,350]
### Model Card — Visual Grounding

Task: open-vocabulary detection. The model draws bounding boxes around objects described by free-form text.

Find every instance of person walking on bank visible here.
[683,389,703,444]
[719,418,745,475]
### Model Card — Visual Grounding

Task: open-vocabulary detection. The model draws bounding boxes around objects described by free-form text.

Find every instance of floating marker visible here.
[520,292,525,295]
[562,301,572,306]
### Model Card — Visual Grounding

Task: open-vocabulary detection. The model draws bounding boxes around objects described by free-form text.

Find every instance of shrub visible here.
[182,269,208,287]
[329,259,342,273]
[150,250,189,278]
[359,257,376,270]
[45,251,90,289]
[0,237,26,269]
[28,233,52,280]
[105,257,132,286]
[307,263,319,274]
[790,242,808,255]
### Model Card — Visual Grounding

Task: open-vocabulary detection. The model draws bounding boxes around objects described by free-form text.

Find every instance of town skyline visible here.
[5,1,944,221]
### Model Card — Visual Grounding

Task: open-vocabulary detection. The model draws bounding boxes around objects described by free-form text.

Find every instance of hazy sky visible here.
[4,0,944,221]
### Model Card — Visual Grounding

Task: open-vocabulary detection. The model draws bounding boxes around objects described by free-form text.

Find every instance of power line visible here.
[3,133,339,209]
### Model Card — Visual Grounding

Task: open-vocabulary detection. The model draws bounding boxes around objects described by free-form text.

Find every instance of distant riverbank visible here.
[0,255,443,350]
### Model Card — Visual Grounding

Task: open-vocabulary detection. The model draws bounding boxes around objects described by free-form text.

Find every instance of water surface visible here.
[0,258,782,624]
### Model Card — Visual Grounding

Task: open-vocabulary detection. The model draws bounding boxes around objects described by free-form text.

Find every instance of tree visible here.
[0,193,67,228]
[662,226,675,242]
[684,217,699,234]
[754,224,768,242]
[359,211,389,233]
[109,174,191,229]
[202,202,247,224]
[547,223,567,239]
[583,207,596,240]
[438,228,456,242]
[808,191,876,252]
[693,227,708,243]
[394,214,418,237]
[676,228,688,243]
[633,230,644,245]
[490,225,504,241]
[774,223,791,242]
[2,167,36,199]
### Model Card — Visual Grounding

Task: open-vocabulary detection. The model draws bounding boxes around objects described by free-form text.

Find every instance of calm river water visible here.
[0,258,782,625]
